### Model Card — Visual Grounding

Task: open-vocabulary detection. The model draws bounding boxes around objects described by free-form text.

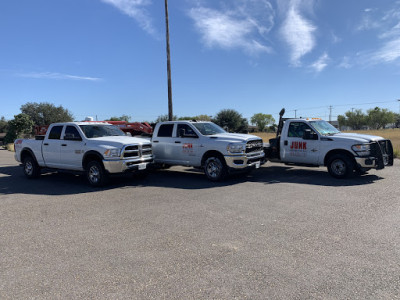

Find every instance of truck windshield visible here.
[309,120,340,135]
[192,122,226,136]
[79,125,126,138]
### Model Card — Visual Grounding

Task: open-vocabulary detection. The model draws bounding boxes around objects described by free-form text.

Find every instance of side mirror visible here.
[178,128,198,138]
[303,129,318,140]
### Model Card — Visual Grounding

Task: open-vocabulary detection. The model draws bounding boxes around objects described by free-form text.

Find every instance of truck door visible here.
[171,123,200,166]
[42,125,64,168]
[281,121,320,165]
[59,125,85,170]
[152,123,176,164]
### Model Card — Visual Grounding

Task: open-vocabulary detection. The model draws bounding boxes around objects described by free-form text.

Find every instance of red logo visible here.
[290,141,307,150]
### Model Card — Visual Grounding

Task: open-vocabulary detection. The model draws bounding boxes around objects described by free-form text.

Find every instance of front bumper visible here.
[224,152,265,170]
[355,157,380,169]
[355,139,394,170]
[103,156,153,173]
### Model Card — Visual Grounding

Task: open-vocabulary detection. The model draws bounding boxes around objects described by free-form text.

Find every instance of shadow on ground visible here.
[0,161,384,196]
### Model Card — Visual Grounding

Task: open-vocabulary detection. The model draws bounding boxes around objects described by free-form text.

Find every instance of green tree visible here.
[155,114,177,123]
[178,115,212,121]
[342,109,367,130]
[178,116,193,120]
[4,114,34,144]
[213,109,248,133]
[0,116,8,133]
[395,113,400,128]
[337,115,347,130]
[195,114,212,121]
[21,102,73,125]
[250,113,275,132]
[366,107,395,129]
[107,115,131,122]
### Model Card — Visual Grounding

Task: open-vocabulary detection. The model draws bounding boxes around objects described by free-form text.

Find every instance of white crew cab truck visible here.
[264,109,394,178]
[151,121,265,181]
[14,122,153,186]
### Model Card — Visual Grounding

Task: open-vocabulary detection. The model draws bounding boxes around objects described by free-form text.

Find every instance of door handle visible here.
[284,140,288,146]
[153,140,159,143]
[175,141,181,144]
[61,144,67,147]
[43,143,49,146]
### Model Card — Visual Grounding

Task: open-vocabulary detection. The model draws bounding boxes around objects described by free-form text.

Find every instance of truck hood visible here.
[88,136,151,148]
[327,132,385,143]
[208,133,261,143]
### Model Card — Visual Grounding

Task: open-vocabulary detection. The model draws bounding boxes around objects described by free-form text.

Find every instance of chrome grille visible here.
[123,144,152,158]
[246,139,263,153]
[142,144,152,156]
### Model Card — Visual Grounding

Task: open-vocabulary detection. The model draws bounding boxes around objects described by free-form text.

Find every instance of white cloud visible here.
[310,52,329,72]
[18,72,102,81]
[353,2,400,66]
[338,56,352,69]
[281,3,316,66]
[187,1,274,56]
[371,38,400,63]
[100,0,157,37]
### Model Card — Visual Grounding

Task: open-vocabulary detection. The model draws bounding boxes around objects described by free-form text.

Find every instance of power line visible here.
[288,99,398,113]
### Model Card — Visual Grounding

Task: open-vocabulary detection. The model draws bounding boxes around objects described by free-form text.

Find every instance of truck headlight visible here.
[227,143,245,154]
[103,148,121,158]
[352,144,371,156]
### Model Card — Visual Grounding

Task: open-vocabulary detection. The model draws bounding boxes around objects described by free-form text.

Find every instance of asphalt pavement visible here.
[0,149,399,299]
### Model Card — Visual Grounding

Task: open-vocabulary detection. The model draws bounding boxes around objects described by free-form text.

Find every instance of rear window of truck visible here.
[48,126,63,139]
[157,124,174,137]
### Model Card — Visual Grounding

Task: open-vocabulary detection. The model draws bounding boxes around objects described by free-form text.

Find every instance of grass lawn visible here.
[253,128,400,158]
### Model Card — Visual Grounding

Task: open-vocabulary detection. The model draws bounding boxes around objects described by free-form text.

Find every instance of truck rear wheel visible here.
[22,155,40,179]
[86,161,107,187]
[204,156,227,181]
[327,154,355,179]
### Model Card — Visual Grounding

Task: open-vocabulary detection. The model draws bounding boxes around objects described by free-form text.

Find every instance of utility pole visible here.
[398,99,400,115]
[329,105,333,122]
[294,109,297,118]
[164,0,173,121]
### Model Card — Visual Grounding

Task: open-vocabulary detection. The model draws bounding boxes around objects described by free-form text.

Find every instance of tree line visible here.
[337,107,400,130]
[1,102,399,144]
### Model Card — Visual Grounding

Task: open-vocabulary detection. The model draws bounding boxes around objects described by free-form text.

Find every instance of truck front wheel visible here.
[327,154,355,179]
[86,161,107,187]
[204,156,227,181]
[22,155,40,179]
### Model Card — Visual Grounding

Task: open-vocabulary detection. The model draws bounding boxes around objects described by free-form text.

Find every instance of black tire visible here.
[86,160,107,187]
[204,156,227,181]
[22,155,40,179]
[327,154,355,179]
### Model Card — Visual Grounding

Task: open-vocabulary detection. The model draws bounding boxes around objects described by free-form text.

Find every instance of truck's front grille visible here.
[370,139,394,169]
[378,140,394,166]
[246,139,263,153]
[123,144,152,158]
[142,144,152,156]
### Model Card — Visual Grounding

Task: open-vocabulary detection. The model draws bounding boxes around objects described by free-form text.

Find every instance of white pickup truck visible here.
[14,122,153,186]
[151,121,265,181]
[264,109,394,178]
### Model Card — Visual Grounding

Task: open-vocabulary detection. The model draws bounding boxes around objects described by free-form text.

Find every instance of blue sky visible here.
[1,0,400,123]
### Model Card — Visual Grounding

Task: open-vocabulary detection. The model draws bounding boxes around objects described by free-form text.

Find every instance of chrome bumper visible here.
[224,152,265,169]
[103,156,153,173]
